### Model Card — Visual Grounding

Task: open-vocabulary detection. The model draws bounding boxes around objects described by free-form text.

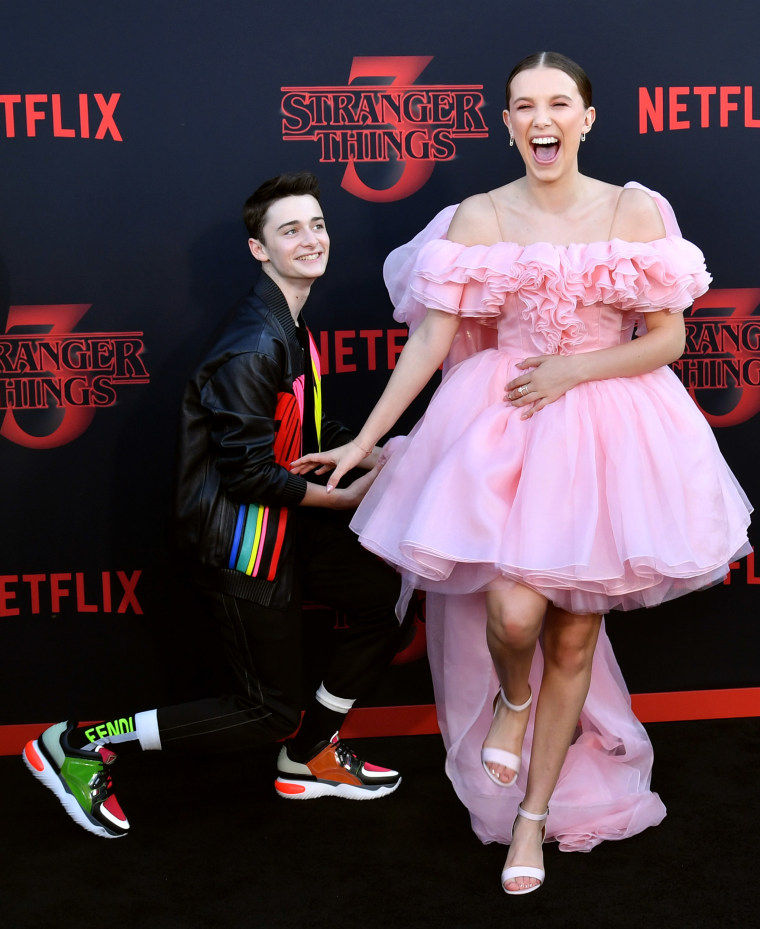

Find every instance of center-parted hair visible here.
[505,52,593,109]
[243,171,321,242]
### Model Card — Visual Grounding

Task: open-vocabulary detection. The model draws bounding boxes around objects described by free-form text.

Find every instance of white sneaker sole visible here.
[274,776,401,800]
[22,739,127,839]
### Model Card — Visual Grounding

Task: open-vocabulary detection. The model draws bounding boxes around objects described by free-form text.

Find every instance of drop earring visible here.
[509,135,514,147]
[581,132,586,142]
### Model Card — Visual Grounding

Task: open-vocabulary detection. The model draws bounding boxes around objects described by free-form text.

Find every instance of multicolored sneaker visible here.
[274,733,401,800]
[22,721,129,838]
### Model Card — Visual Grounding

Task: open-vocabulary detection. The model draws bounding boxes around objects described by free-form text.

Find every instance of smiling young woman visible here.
[291,51,752,897]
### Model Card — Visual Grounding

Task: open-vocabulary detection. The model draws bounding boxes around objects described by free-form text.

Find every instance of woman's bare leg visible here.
[482,585,547,785]
[502,605,603,893]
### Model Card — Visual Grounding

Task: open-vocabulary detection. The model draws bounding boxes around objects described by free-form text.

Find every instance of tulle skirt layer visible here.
[352,349,752,614]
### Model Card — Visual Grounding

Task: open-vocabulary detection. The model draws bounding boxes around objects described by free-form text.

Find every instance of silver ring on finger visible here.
[519,384,528,397]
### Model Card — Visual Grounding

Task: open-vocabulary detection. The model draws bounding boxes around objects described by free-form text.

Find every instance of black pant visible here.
[157,509,402,752]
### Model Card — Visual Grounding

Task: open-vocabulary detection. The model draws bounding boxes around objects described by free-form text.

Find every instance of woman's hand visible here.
[505,311,685,419]
[505,354,581,419]
[291,439,370,491]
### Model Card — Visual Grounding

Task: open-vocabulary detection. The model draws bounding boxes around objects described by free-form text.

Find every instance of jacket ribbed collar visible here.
[254,272,304,343]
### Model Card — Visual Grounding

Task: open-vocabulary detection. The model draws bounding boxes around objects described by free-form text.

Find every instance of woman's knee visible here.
[543,612,601,674]
[486,589,545,649]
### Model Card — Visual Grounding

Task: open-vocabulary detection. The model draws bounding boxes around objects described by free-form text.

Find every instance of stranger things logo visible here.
[281,56,488,202]
[0,304,149,448]
[672,288,760,427]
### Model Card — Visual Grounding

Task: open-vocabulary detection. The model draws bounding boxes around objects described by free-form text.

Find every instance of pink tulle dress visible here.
[351,183,752,851]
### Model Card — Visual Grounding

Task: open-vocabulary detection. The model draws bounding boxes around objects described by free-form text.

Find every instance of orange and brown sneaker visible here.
[274,733,401,800]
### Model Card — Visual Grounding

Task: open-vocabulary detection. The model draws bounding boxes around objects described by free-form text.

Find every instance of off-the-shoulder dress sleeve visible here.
[570,236,711,313]
[384,205,458,334]
[383,205,499,368]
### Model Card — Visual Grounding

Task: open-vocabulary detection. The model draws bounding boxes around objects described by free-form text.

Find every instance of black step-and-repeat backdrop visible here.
[2,0,758,738]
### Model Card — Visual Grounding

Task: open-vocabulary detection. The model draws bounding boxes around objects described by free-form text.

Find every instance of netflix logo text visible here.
[315,328,408,374]
[639,85,760,133]
[0,93,122,140]
[0,570,143,618]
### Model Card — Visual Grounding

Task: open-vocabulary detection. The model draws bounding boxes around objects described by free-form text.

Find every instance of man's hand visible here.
[328,464,383,509]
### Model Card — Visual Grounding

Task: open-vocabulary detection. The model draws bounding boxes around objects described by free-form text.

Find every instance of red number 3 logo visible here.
[1,304,95,448]
[341,56,436,203]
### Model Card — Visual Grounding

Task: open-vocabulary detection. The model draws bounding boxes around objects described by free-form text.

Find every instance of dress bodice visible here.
[496,290,637,356]
[407,235,712,357]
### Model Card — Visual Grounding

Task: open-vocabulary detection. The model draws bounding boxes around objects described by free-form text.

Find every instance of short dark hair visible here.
[505,52,592,109]
[242,171,321,241]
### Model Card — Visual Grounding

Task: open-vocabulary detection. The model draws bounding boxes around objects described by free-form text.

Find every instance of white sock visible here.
[135,709,162,751]
[315,683,355,714]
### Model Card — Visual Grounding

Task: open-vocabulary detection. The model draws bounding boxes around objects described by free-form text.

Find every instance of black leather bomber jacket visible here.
[173,273,353,608]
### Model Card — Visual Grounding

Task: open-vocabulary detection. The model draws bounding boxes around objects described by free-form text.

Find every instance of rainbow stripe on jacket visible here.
[228,331,322,580]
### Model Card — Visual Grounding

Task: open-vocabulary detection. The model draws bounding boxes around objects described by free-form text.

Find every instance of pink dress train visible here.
[351,184,752,850]
[427,594,666,850]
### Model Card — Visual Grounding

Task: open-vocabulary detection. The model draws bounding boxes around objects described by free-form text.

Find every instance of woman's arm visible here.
[291,307,462,490]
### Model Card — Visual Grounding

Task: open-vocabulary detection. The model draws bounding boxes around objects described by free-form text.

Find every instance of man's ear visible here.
[248,237,268,262]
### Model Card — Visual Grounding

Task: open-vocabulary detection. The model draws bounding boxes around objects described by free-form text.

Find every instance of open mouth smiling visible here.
[531,136,560,163]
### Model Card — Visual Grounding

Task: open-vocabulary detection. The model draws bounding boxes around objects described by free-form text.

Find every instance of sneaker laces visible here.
[88,748,118,802]
[333,740,360,772]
